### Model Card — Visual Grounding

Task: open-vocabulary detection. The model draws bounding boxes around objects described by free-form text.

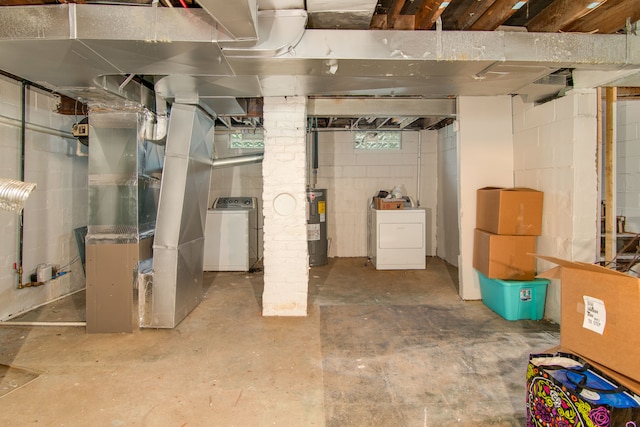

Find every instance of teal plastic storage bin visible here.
[477,270,549,321]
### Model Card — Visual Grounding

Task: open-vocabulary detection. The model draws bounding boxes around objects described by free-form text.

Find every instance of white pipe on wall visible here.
[0,112,76,140]
[0,321,86,327]
[416,131,422,207]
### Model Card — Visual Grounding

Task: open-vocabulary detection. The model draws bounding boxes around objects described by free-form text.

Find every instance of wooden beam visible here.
[415,0,452,30]
[370,14,388,29]
[617,87,640,99]
[393,15,416,30]
[562,0,640,34]
[596,87,603,260]
[56,94,88,116]
[387,0,407,28]
[468,0,525,31]
[527,0,609,33]
[455,0,500,30]
[604,87,617,263]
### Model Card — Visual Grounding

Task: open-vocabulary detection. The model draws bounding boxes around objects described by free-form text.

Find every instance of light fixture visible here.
[512,1,527,10]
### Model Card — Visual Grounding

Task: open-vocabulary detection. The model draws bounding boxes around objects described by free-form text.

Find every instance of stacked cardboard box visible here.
[473,187,543,281]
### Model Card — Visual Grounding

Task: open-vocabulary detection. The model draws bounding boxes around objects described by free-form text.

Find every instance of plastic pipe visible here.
[0,321,86,327]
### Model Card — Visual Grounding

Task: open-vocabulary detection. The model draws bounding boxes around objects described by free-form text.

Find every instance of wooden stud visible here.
[604,87,616,263]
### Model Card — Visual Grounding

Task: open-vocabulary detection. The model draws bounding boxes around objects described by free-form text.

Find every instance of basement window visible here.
[354,131,401,150]
[230,132,264,149]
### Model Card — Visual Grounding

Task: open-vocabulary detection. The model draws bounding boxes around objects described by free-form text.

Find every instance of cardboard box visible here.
[526,351,640,426]
[374,198,403,210]
[537,255,640,382]
[473,229,536,280]
[476,187,543,235]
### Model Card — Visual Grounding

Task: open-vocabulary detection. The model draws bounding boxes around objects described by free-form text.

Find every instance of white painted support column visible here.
[262,96,308,316]
[458,96,514,300]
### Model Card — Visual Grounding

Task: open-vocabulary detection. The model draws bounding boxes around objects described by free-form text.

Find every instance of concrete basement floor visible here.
[0,257,559,426]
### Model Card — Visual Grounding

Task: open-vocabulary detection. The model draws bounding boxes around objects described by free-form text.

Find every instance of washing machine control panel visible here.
[213,197,256,210]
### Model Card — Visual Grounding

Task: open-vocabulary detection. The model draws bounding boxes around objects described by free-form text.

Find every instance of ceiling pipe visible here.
[143,93,169,145]
[209,153,264,168]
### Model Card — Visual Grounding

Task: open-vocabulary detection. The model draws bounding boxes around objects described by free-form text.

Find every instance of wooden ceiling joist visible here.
[561,0,640,34]
[415,0,451,30]
[616,87,640,100]
[527,0,609,33]
[387,0,407,28]
[455,0,499,30]
[468,0,525,31]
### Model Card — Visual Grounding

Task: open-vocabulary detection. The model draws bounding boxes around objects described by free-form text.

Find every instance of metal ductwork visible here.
[140,104,215,329]
[0,179,36,214]
[0,5,638,107]
[196,0,258,41]
[85,108,160,333]
[306,0,377,29]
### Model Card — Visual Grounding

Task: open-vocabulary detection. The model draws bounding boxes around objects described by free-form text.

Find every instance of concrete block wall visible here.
[617,99,640,233]
[0,76,87,320]
[436,122,459,267]
[261,96,308,316]
[315,130,438,257]
[512,89,598,324]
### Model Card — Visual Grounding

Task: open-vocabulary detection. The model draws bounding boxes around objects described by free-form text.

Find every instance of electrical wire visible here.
[57,255,80,274]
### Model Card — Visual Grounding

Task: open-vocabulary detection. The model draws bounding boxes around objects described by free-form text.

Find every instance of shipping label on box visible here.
[537,255,640,383]
[473,229,537,280]
[476,187,543,235]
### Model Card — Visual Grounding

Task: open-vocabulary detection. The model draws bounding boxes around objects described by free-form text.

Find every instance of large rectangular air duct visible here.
[140,104,215,328]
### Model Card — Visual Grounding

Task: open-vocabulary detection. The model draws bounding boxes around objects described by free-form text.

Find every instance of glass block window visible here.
[354,131,401,150]
[230,132,264,149]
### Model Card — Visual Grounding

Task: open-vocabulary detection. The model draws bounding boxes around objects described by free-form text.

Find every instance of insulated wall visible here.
[0,75,87,320]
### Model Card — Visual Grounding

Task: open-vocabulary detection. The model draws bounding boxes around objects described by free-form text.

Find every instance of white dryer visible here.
[368,205,426,270]
[204,197,258,271]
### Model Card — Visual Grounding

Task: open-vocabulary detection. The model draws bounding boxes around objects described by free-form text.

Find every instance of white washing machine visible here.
[368,203,426,270]
[204,197,258,271]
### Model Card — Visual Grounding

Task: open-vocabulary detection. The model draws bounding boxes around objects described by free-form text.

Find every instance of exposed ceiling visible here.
[0,0,639,131]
